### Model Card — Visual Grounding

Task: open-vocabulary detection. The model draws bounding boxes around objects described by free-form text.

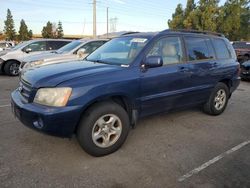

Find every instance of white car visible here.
[0,41,15,51]
[0,39,71,76]
[20,39,108,72]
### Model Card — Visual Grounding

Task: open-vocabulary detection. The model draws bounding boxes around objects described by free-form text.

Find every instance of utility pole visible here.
[106,7,109,38]
[93,0,97,38]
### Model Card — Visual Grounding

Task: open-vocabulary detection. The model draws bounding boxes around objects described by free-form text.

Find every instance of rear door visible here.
[140,36,194,116]
[182,36,216,103]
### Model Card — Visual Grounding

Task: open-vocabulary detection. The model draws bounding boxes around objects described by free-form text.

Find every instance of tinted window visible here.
[57,40,82,54]
[212,38,230,59]
[78,41,106,54]
[23,41,46,52]
[47,41,70,50]
[185,37,212,61]
[147,37,183,65]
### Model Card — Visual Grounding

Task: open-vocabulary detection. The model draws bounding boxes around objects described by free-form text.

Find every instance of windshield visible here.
[86,37,149,65]
[12,41,30,50]
[56,40,83,54]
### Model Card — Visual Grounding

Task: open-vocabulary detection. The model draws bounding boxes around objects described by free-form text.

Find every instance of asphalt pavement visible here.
[0,75,250,188]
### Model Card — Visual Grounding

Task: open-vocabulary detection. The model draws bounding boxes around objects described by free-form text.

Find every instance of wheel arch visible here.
[74,94,137,133]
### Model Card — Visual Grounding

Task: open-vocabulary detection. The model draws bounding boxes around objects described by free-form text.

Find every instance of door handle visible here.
[179,66,189,72]
[211,62,218,67]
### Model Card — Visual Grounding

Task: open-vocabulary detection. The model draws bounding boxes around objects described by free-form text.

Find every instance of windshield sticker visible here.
[131,38,148,43]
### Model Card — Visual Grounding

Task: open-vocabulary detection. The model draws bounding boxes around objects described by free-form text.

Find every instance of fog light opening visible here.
[33,117,44,129]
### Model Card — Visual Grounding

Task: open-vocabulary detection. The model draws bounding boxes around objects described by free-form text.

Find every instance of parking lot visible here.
[0,75,250,188]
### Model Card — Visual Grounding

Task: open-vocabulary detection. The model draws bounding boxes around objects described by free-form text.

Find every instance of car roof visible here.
[77,38,109,42]
[121,29,225,39]
[29,38,72,42]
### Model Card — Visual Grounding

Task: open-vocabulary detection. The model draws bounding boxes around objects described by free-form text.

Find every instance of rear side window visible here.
[184,37,213,61]
[212,38,230,59]
[47,41,69,50]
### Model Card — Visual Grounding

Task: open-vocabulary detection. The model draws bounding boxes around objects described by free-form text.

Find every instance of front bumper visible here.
[11,89,83,137]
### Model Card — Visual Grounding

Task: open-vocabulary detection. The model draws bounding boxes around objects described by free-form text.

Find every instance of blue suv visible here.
[11,30,240,156]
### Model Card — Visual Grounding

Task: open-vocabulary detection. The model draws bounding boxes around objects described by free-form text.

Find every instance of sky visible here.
[0,0,226,36]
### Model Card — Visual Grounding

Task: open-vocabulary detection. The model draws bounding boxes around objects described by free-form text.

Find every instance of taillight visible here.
[237,63,241,76]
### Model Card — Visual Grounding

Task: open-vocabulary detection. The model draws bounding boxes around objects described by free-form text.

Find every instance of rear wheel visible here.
[203,83,229,115]
[77,101,130,157]
[4,61,20,76]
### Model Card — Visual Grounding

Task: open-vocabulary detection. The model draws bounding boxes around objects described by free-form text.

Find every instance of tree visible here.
[18,19,31,41]
[42,21,53,38]
[168,4,184,29]
[28,30,33,39]
[57,21,64,38]
[183,0,198,29]
[168,0,250,40]
[217,0,249,40]
[4,9,16,40]
[196,0,220,32]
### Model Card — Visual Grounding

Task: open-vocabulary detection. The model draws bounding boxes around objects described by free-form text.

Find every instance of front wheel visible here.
[77,102,130,157]
[203,83,229,115]
[4,61,20,76]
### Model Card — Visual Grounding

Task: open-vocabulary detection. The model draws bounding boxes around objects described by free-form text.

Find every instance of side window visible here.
[147,37,183,65]
[78,41,105,54]
[24,41,46,52]
[212,38,231,59]
[184,37,212,61]
[47,41,69,50]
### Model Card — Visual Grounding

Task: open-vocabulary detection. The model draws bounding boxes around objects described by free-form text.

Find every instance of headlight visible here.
[23,60,44,69]
[34,87,72,107]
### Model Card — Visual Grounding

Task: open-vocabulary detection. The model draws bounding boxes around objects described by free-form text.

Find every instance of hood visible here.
[22,51,63,62]
[21,60,123,88]
[0,49,11,57]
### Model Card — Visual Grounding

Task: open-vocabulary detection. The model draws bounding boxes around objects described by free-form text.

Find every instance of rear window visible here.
[212,38,230,59]
[184,37,214,61]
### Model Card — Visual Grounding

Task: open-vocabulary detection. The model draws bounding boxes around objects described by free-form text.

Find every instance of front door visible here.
[139,36,192,117]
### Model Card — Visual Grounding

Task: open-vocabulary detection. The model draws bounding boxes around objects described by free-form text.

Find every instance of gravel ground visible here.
[0,75,250,188]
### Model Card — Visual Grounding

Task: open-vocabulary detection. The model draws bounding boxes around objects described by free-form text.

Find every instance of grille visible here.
[19,79,32,103]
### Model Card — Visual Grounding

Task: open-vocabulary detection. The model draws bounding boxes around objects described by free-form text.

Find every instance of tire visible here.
[203,82,229,115]
[77,101,130,157]
[4,61,20,76]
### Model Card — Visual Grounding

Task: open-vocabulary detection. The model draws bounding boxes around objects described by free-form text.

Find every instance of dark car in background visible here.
[11,30,240,156]
[232,41,250,63]
[241,60,250,81]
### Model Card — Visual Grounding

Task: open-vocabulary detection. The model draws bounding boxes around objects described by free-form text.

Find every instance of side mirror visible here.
[144,56,163,68]
[25,48,32,53]
[77,48,88,58]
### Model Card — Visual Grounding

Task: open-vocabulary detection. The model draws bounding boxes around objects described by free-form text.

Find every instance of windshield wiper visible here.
[87,59,110,65]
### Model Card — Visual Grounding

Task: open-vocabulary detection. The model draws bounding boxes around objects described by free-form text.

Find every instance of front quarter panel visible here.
[59,66,141,112]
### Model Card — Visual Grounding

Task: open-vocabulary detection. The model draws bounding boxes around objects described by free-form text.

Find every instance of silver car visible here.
[20,39,108,72]
[0,39,71,76]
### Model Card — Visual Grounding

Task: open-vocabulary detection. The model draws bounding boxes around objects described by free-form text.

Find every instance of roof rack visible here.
[121,32,141,36]
[160,29,224,37]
